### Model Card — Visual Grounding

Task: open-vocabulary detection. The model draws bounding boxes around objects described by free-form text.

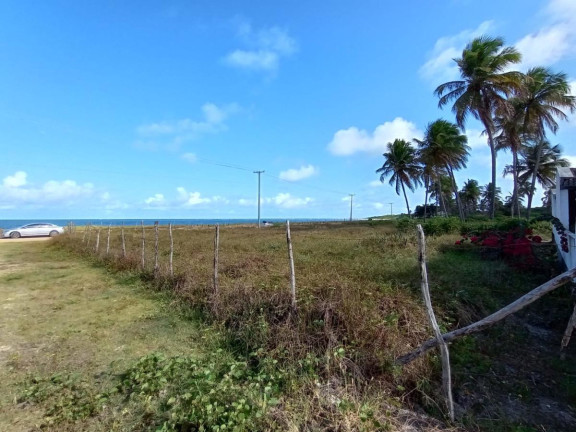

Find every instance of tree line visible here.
[376,35,574,220]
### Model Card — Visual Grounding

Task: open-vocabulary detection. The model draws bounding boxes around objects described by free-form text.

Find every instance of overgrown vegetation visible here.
[45,219,575,431]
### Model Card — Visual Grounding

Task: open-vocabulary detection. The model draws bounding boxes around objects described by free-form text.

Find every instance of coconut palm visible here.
[435,35,522,219]
[414,119,470,221]
[479,182,503,214]
[510,140,570,195]
[376,139,422,216]
[495,100,525,217]
[460,179,481,216]
[516,67,576,217]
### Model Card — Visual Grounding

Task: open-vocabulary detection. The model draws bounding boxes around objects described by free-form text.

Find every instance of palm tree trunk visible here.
[526,140,543,219]
[512,149,520,218]
[400,181,411,217]
[487,128,497,219]
[448,165,464,221]
[424,176,430,220]
[479,100,497,219]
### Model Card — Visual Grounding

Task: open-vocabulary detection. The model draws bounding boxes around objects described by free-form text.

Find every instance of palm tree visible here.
[511,140,570,197]
[435,35,522,219]
[516,67,576,218]
[429,174,454,216]
[415,119,470,221]
[479,182,503,214]
[495,99,525,217]
[461,179,481,216]
[376,139,422,216]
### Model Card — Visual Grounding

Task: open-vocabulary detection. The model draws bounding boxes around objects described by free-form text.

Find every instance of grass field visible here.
[2,220,575,431]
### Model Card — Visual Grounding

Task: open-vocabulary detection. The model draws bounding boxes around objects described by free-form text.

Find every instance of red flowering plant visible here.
[454,225,543,268]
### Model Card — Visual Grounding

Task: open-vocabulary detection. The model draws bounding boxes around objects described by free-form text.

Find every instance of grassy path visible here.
[0,240,202,431]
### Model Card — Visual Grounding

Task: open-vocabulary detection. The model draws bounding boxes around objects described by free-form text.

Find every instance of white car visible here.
[2,223,64,239]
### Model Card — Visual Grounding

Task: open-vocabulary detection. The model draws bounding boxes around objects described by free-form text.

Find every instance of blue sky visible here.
[1,0,575,220]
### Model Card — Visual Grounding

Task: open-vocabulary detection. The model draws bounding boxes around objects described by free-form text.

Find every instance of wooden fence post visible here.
[561,302,576,349]
[82,224,87,243]
[286,221,297,311]
[169,223,174,277]
[86,224,92,247]
[154,221,159,275]
[397,266,576,365]
[106,225,111,256]
[121,223,126,258]
[141,220,146,269]
[213,224,220,299]
[417,225,454,421]
[95,228,100,253]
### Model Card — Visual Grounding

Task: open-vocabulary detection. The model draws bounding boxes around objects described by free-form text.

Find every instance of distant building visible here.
[551,167,576,270]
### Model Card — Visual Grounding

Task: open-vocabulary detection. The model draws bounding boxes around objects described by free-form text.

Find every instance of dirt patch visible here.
[0,237,53,244]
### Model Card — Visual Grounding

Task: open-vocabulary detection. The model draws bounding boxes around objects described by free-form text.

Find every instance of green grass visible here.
[5,218,574,431]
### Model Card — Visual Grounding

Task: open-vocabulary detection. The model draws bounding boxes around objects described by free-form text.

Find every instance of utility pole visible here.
[389,202,393,216]
[254,170,265,228]
[349,194,355,221]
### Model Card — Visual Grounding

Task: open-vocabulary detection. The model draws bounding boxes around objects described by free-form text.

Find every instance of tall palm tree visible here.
[479,182,503,214]
[511,140,570,196]
[495,99,525,217]
[517,67,576,218]
[376,139,422,216]
[460,179,481,216]
[414,119,470,221]
[435,35,522,219]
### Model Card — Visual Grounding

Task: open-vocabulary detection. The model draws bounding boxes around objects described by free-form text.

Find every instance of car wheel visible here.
[10,231,21,239]
[49,230,59,237]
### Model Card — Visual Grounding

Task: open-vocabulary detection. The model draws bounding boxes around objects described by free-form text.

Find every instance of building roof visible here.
[559,167,576,189]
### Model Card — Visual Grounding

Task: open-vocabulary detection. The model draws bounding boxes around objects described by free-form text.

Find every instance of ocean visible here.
[0,218,340,230]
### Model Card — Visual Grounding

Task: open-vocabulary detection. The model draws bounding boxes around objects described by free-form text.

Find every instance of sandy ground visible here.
[0,237,53,244]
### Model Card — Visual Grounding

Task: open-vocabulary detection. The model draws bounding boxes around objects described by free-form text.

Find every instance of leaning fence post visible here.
[169,223,174,277]
[141,220,146,269]
[561,302,576,350]
[286,221,297,311]
[121,223,126,258]
[213,224,220,300]
[95,228,100,253]
[154,221,159,275]
[417,224,454,421]
[106,225,111,256]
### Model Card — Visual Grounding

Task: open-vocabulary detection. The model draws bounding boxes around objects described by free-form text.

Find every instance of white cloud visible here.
[515,0,576,69]
[466,128,487,149]
[327,117,422,156]
[176,187,211,206]
[144,194,166,206]
[373,202,385,210]
[182,153,197,163]
[0,171,95,207]
[515,25,574,68]
[567,80,576,127]
[224,50,279,71]
[279,164,318,181]
[238,198,254,206]
[267,193,313,208]
[3,171,27,187]
[419,21,494,84]
[565,155,576,167]
[135,103,239,150]
[369,180,383,187]
[224,23,297,72]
